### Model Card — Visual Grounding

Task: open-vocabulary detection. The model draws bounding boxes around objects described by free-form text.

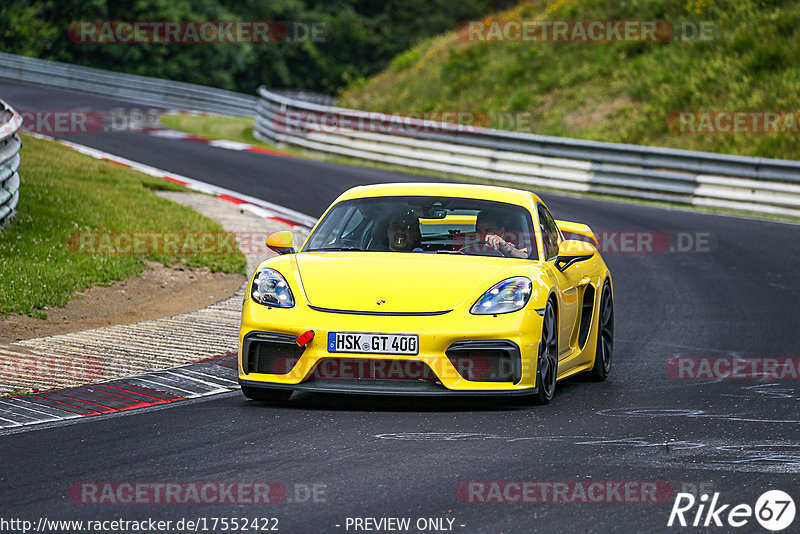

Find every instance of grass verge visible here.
[0,134,246,318]
[159,115,265,147]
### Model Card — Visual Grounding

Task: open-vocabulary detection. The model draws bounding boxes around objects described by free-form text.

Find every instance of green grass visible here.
[0,134,246,317]
[159,114,317,160]
[159,115,266,147]
[340,0,800,161]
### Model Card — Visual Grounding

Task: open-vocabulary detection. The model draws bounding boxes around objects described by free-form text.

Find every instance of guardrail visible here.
[255,87,800,218]
[271,90,337,107]
[0,52,256,117]
[0,99,22,230]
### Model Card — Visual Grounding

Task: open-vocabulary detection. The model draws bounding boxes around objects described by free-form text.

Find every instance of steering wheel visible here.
[457,243,505,257]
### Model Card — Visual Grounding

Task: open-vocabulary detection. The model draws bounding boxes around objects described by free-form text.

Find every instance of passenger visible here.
[387,210,422,252]
[476,211,528,258]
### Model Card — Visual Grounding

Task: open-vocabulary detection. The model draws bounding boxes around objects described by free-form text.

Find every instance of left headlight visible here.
[251,268,294,308]
[470,277,532,315]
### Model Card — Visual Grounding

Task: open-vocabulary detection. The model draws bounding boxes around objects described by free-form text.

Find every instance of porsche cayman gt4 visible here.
[238,183,613,404]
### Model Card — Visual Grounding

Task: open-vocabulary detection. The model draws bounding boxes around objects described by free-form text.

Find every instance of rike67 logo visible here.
[668,490,796,531]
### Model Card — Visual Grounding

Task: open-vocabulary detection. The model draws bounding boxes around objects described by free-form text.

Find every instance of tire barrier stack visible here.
[0,99,22,230]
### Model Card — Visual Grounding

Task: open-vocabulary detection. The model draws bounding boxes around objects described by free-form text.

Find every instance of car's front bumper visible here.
[238,299,544,395]
[239,377,538,396]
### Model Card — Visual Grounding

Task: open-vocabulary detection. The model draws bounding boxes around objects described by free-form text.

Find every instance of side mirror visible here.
[266,231,295,255]
[556,240,596,272]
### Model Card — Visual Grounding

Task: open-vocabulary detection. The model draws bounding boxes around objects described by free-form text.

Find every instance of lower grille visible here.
[306,358,438,382]
[446,340,522,383]
[242,332,304,375]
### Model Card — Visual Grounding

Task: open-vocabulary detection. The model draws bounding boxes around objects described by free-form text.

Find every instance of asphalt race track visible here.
[1,80,799,533]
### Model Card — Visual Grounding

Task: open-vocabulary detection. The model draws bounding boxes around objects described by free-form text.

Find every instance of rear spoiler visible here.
[555,220,598,246]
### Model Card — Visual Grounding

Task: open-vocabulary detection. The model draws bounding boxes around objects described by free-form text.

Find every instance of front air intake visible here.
[445,340,522,383]
[242,332,304,375]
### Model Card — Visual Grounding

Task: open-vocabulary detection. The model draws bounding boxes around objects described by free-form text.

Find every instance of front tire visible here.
[531,299,558,405]
[588,281,613,381]
[241,385,293,402]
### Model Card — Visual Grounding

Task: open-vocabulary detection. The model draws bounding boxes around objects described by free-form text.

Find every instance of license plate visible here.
[327,332,419,355]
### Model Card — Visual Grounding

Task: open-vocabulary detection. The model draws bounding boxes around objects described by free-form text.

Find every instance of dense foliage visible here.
[0,0,512,94]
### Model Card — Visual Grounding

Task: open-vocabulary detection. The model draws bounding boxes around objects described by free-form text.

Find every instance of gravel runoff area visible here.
[0,192,292,396]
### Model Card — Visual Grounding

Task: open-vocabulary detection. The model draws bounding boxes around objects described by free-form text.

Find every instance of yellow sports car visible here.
[238,183,613,404]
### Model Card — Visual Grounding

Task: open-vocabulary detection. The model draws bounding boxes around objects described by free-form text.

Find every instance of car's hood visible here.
[295,252,510,313]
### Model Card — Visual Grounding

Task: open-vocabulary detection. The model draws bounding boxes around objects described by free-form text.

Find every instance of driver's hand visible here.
[485,234,510,252]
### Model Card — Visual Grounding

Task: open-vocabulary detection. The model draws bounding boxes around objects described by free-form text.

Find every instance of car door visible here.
[537,204,582,359]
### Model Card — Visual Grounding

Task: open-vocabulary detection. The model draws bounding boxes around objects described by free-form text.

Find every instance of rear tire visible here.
[530,299,558,405]
[241,385,293,402]
[588,281,613,381]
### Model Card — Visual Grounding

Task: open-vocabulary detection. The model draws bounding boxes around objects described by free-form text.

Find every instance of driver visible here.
[387,210,422,252]
[476,211,528,258]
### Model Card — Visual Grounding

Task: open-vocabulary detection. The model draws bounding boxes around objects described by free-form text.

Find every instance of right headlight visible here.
[470,277,532,315]
[251,268,294,308]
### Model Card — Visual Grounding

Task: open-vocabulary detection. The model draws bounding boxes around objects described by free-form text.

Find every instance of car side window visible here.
[341,208,365,236]
[537,204,560,260]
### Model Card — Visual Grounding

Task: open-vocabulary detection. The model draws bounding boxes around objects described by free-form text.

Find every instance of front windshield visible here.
[303,196,538,259]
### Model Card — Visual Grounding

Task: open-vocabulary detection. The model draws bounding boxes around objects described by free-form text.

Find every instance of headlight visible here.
[251,268,294,308]
[470,277,532,315]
